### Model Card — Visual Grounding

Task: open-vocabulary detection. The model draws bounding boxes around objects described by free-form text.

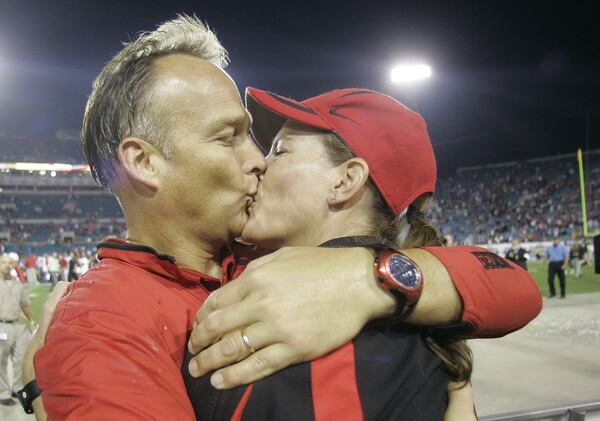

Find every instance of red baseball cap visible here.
[246,87,437,215]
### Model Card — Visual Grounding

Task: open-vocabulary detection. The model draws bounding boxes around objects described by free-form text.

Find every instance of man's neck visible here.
[125,222,224,279]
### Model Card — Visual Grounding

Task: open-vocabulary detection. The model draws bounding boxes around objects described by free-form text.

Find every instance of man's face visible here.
[242,120,335,251]
[151,55,266,245]
[553,239,560,246]
[0,255,12,279]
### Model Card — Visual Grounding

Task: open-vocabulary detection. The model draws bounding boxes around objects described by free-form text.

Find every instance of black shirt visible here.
[183,236,449,420]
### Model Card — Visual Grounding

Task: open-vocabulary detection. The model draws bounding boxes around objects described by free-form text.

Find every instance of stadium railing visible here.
[481,400,600,421]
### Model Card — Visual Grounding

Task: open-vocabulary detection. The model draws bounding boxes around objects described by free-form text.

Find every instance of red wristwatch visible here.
[374,249,424,307]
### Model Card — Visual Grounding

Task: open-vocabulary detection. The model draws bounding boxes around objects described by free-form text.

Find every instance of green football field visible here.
[25,261,600,323]
[526,260,600,296]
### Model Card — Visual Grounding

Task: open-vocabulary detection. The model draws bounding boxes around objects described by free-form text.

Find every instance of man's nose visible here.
[243,140,267,176]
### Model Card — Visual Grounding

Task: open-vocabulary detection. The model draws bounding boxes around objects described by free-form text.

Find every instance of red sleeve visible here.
[421,245,542,338]
[35,294,195,420]
[16,266,26,283]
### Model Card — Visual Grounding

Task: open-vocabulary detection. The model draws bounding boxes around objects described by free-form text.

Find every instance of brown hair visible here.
[321,131,472,385]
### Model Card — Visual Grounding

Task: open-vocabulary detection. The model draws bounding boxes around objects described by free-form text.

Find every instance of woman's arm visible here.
[187,245,541,389]
[446,382,477,421]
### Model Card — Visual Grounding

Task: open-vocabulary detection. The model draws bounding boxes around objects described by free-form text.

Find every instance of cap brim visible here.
[245,87,331,153]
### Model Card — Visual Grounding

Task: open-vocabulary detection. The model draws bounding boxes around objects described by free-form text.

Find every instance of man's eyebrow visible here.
[206,113,249,133]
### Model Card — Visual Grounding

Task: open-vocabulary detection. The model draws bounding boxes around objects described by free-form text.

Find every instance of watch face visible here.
[388,254,421,288]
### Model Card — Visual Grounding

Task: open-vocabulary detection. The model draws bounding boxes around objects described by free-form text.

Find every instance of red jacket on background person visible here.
[15,265,26,283]
[25,255,36,269]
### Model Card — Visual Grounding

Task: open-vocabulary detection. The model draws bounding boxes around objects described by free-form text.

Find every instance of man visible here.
[58,254,68,283]
[505,240,528,270]
[546,238,569,298]
[47,253,60,290]
[0,254,35,406]
[24,254,37,285]
[574,240,587,278]
[36,255,48,284]
[32,15,541,419]
[8,252,26,284]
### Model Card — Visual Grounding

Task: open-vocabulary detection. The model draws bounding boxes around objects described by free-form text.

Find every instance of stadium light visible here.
[0,162,90,172]
[391,64,432,84]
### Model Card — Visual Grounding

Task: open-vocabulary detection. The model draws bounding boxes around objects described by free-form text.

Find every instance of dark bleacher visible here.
[429,152,600,244]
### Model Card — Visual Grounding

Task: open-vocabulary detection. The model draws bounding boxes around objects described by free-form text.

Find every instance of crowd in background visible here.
[0,194,121,220]
[5,248,98,288]
[0,133,84,164]
[428,156,600,244]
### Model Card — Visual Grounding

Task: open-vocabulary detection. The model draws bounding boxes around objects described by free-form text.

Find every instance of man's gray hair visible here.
[82,14,229,188]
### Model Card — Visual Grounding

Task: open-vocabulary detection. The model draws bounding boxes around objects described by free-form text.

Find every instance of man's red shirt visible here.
[35,239,237,420]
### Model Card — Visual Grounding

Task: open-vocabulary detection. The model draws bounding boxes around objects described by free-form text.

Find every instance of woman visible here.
[183,88,473,420]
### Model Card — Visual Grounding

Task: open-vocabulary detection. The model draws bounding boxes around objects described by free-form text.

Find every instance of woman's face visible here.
[241,120,336,250]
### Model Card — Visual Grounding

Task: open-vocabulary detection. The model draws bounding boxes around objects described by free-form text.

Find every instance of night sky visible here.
[0,0,598,173]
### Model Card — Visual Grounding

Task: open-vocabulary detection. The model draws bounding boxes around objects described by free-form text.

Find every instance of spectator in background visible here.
[47,253,60,290]
[443,234,454,246]
[67,252,79,282]
[59,254,69,282]
[566,242,577,275]
[546,238,569,298]
[505,240,529,270]
[8,253,26,284]
[24,255,37,285]
[36,255,47,284]
[585,241,594,268]
[77,250,90,275]
[574,240,587,278]
[0,254,35,406]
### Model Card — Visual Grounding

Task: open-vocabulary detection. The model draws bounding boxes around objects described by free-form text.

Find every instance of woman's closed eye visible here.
[269,140,288,158]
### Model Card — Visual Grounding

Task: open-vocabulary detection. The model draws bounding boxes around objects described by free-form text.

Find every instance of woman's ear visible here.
[328,158,370,206]
[117,137,165,191]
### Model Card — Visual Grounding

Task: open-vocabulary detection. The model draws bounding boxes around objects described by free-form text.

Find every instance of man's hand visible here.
[187,247,396,389]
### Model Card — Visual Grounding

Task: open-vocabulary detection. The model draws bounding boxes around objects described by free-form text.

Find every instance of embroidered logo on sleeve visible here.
[471,252,514,270]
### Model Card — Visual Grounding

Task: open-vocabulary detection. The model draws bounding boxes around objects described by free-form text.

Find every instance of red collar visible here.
[97,238,222,291]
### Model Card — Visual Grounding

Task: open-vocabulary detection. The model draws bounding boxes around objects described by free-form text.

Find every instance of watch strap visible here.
[17,379,42,414]
[387,288,409,319]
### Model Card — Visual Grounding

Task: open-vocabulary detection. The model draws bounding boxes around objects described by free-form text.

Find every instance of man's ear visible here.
[328,158,370,206]
[117,137,164,191]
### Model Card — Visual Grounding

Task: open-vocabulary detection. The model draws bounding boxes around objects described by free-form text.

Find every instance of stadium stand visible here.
[0,168,124,256]
[0,132,84,164]
[429,150,600,244]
